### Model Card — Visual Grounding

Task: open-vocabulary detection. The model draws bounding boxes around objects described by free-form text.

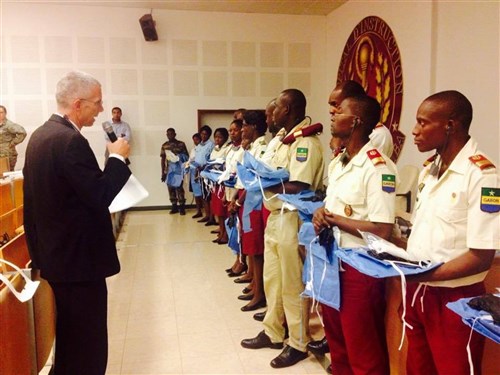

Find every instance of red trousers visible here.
[239,205,269,256]
[405,282,486,375]
[210,184,227,217]
[322,264,389,375]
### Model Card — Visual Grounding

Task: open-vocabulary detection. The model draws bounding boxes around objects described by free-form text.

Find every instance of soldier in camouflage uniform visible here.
[0,105,27,171]
[161,128,189,215]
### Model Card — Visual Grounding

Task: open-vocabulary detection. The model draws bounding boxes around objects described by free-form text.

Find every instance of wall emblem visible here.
[337,16,405,162]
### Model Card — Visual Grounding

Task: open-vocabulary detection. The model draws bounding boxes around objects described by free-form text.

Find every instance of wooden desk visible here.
[0,272,37,375]
[0,233,55,374]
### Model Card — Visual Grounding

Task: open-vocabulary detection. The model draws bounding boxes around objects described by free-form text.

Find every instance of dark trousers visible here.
[49,279,108,375]
[167,184,185,205]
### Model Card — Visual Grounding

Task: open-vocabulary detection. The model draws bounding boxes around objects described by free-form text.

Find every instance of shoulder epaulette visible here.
[423,154,437,167]
[469,154,496,170]
[367,149,386,166]
[282,123,323,145]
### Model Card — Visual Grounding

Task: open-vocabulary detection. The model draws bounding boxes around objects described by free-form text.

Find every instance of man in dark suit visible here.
[23,71,131,375]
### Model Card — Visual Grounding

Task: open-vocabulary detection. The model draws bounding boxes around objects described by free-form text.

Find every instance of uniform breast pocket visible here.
[337,189,365,218]
[435,190,468,222]
[435,205,467,223]
[273,153,288,169]
[434,202,467,249]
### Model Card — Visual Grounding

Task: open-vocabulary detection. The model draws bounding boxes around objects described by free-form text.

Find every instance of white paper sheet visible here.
[108,174,149,213]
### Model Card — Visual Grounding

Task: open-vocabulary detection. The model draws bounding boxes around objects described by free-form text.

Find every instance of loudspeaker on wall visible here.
[139,14,158,41]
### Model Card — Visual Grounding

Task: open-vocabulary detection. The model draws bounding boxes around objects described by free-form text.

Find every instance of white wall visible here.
[1,3,328,207]
[326,0,499,169]
[433,0,499,165]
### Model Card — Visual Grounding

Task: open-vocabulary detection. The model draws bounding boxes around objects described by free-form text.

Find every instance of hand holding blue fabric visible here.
[235,152,289,192]
[224,213,241,256]
[277,190,325,222]
[302,226,341,310]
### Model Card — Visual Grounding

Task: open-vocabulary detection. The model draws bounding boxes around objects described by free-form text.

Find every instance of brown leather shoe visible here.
[241,299,266,312]
[253,311,266,322]
[270,345,308,368]
[241,330,283,350]
[234,277,251,284]
[237,293,253,301]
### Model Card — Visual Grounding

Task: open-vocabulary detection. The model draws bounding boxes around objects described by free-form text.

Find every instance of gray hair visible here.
[56,71,101,109]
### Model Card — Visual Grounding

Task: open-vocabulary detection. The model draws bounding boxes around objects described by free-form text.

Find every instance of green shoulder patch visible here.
[481,187,500,213]
[382,174,396,193]
[296,147,308,162]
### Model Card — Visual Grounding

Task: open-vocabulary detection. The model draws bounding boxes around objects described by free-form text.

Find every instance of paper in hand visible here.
[109,174,149,213]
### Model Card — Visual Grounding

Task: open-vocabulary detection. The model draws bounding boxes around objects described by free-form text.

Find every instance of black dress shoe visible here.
[270,345,308,368]
[205,220,218,226]
[238,293,254,301]
[253,311,266,322]
[234,277,251,284]
[241,330,283,350]
[212,238,220,243]
[198,217,209,223]
[228,270,245,277]
[217,239,228,245]
[242,287,252,294]
[192,212,203,218]
[307,336,330,356]
[211,229,220,234]
[225,267,233,273]
[227,264,248,277]
[241,299,266,312]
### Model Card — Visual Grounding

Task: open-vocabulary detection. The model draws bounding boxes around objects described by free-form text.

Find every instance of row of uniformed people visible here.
[197,84,396,370]
[188,81,498,373]
[239,81,499,375]
[193,110,272,312]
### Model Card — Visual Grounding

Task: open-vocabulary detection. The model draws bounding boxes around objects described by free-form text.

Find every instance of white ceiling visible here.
[12,1,347,16]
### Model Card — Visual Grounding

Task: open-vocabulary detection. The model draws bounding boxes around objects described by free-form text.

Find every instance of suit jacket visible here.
[23,114,131,282]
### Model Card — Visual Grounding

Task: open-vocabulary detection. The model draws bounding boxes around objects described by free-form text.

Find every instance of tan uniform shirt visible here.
[264,119,325,212]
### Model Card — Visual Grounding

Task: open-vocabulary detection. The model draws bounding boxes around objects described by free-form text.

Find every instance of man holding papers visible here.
[23,71,131,375]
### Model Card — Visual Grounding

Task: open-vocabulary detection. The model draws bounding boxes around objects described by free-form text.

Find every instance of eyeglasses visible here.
[332,113,357,119]
[79,98,103,107]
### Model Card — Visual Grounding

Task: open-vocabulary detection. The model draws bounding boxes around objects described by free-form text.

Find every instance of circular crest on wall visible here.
[337,16,405,162]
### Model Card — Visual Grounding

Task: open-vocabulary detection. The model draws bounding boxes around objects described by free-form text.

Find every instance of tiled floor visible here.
[42,210,329,374]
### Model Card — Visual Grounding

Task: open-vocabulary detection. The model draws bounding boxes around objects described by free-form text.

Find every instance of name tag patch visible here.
[481,187,500,213]
[382,174,396,193]
[296,147,308,162]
